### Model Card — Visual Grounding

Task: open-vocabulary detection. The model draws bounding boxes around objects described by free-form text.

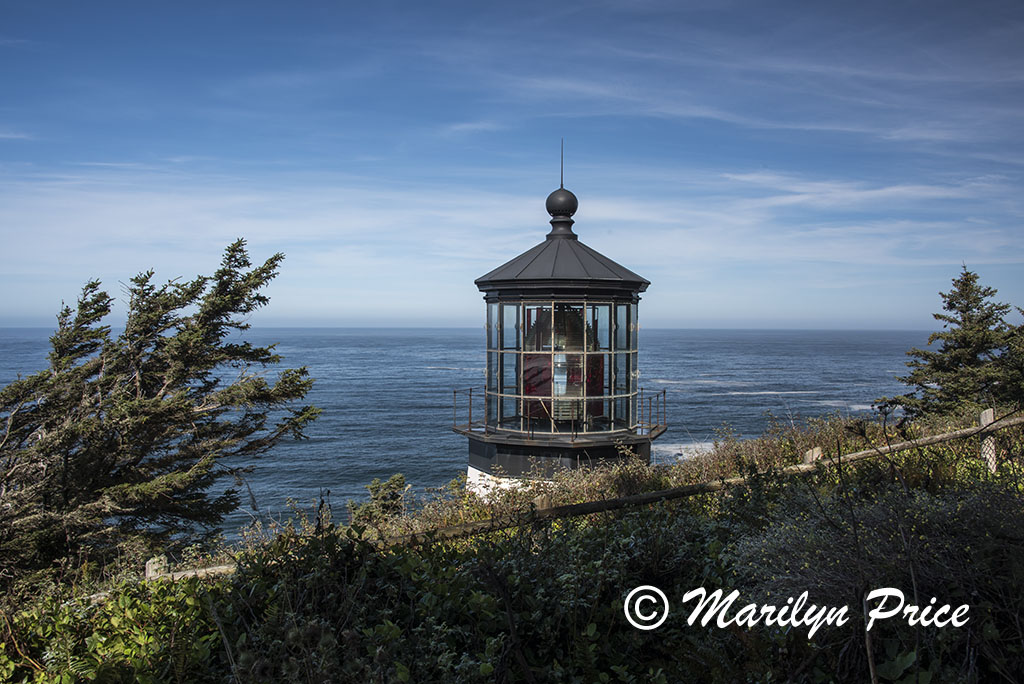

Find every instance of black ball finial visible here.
[546,187,578,217]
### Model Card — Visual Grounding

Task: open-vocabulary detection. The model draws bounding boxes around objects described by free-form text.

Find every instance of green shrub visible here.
[4,412,1022,683]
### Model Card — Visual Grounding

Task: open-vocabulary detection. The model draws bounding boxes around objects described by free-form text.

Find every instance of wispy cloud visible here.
[411,7,1024,147]
[495,72,999,143]
[0,159,1020,327]
[721,173,982,208]
[70,161,149,169]
[2,2,1022,327]
[440,121,505,136]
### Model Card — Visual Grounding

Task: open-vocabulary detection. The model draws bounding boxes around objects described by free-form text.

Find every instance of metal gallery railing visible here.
[451,386,667,440]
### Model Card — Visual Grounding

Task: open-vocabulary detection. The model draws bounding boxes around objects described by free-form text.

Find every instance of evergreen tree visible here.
[1000,308,1024,408]
[0,240,319,585]
[887,266,1014,417]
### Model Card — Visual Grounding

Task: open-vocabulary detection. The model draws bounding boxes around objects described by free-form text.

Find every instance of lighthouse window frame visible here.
[486,299,639,434]
[487,302,499,350]
[587,304,612,351]
[501,303,519,350]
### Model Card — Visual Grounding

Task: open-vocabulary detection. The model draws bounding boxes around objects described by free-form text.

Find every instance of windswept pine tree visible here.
[886,266,1020,417]
[0,240,319,586]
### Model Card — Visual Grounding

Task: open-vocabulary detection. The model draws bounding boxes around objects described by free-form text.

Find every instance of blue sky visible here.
[1,0,1022,329]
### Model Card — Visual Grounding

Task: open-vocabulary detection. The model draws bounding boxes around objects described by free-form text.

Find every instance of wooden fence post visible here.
[980,408,997,473]
[803,447,822,464]
[145,555,168,580]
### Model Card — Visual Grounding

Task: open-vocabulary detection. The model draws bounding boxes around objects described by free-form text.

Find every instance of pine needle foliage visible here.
[0,240,320,589]
[885,266,1020,417]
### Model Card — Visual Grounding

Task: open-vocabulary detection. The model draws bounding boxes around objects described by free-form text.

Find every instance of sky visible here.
[1,0,1022,329]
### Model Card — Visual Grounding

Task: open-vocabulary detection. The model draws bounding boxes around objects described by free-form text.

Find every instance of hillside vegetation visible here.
[2,410,1023,683]
[2,265,1022,683]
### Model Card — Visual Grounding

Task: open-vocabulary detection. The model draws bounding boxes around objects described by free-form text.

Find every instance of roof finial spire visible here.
[546,143,578,239]
[560,138,564,189]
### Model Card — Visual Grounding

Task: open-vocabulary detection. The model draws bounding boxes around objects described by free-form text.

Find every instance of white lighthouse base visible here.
[466,465,525,497]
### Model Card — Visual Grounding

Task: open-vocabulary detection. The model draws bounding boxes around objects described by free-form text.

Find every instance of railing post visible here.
[980,408,996,473]
[803,447,822,464]
[145,555,168,580]
[453,389,457,427]
[469,388,473,427]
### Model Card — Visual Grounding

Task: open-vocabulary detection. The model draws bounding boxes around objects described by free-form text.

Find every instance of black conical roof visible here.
[475,187,649,296]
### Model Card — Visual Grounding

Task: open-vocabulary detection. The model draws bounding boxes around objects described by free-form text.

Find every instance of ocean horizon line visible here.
[0,325,935,333]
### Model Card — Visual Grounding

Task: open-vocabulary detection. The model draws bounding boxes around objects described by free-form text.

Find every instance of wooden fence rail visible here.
[139,412,1024,585]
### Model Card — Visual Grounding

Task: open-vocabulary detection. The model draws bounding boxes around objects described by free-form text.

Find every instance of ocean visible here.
[0,327,928,535]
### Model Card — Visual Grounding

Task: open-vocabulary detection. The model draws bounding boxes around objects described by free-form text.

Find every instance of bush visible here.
[4,413,1023,682]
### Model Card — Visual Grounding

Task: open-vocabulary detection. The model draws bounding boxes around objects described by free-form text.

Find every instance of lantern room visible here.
[453,185,666,487]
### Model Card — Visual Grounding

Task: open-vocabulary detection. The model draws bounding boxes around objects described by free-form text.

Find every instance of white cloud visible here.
[0,159,1020,327]
[440,121,505,136]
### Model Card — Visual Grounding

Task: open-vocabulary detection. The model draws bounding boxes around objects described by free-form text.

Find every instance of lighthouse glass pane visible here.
[553,304,584,351]
[587,304,611,351]
[523,399,551,433]
[630,352,638,392]
[501,304,518,350]
[630,303,639,350]
[553,398,583,431]
[615,304,629,350]
[552,354,583,397]
[585,353,608,398]
[488,302,499,350]
[553,355,583,431]
[522,354,551,397]
[501,396,520,429]
[615,397,630,429]
[486,394,498,427]
[524,305,552,351]
[614,353,630,394]
[587,399,612,430]
[487,352,498,393]
[501,353,519,395]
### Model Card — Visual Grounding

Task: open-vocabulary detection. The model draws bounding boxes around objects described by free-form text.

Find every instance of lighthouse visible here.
[453,185,666,489]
